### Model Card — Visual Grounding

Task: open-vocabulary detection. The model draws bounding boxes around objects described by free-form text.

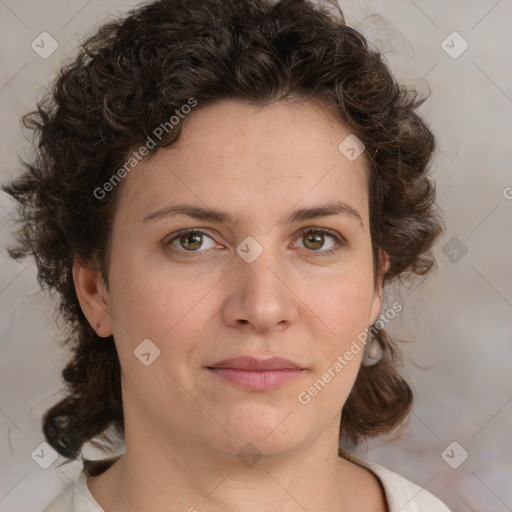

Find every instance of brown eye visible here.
[294,228,345,256]
[167,229,217,253]
[302,231,325,251]
[179,232,203,251]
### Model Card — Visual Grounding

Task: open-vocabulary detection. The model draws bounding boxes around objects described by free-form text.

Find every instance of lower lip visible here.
[207,368,304,390]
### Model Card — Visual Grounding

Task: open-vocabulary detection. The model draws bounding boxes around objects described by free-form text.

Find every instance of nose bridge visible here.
[223,232,297,330]
[236,233,285,297]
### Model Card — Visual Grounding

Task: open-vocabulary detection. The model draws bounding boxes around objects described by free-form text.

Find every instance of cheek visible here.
[294,280,371,414]
[108,261,220,359]
[333,281,373,333]
[297,267,375,343]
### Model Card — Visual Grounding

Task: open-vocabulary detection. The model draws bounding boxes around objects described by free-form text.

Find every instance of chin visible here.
[200,405,307,458]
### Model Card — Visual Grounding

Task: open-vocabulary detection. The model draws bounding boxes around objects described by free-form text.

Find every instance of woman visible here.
[2,0,450,510]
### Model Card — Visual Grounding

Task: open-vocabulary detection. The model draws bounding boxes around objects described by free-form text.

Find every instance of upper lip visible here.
[207,356,303,371]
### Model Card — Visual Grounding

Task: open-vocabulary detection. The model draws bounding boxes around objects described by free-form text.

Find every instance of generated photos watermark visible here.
[93,98,198,200]
[297,301,402,405]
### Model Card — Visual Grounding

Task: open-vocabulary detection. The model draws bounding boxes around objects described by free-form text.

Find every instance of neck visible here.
[88,427,353,512]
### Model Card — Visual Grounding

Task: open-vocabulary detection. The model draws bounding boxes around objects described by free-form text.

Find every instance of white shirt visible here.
[42,453,452,512]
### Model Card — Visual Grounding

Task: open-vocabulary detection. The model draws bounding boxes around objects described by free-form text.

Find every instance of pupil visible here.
[182,233,202,250]
[305,232,323,250]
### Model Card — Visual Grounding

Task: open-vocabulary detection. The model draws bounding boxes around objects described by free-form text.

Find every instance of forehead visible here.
[114,99,369,225]
[173,98,366,168]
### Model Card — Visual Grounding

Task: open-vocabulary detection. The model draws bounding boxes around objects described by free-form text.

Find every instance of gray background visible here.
[1,1,511,510]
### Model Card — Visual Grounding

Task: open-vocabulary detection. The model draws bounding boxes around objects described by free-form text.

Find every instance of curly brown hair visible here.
[2,0,444,475]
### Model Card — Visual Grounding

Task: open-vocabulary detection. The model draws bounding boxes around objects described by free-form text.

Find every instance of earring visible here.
[361,334,383,367]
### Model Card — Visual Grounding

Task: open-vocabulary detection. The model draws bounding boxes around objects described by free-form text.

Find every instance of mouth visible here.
[206,356,305,391]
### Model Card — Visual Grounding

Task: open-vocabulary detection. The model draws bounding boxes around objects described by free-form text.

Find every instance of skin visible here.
[74,99,390,511]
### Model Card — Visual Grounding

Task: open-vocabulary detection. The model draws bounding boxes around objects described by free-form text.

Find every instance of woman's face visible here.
[91,99,386,460]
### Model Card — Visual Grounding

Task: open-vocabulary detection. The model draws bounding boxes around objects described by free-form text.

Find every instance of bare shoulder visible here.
[338,456,389,512]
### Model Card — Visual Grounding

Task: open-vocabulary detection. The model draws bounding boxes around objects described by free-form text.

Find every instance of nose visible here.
[220,240,299,334]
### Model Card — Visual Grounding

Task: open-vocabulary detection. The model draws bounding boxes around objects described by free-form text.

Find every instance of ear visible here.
[72,256,112,338]
[368,250,390,326]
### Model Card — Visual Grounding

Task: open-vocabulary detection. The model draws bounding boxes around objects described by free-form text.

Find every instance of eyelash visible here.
[164,227,347,258]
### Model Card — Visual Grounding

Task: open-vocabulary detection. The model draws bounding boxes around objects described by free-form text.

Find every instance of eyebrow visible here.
[143,201,363,227]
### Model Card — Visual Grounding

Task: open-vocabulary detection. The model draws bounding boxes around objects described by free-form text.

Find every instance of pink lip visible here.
[209,356,302,371]
[207,356,305,391]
